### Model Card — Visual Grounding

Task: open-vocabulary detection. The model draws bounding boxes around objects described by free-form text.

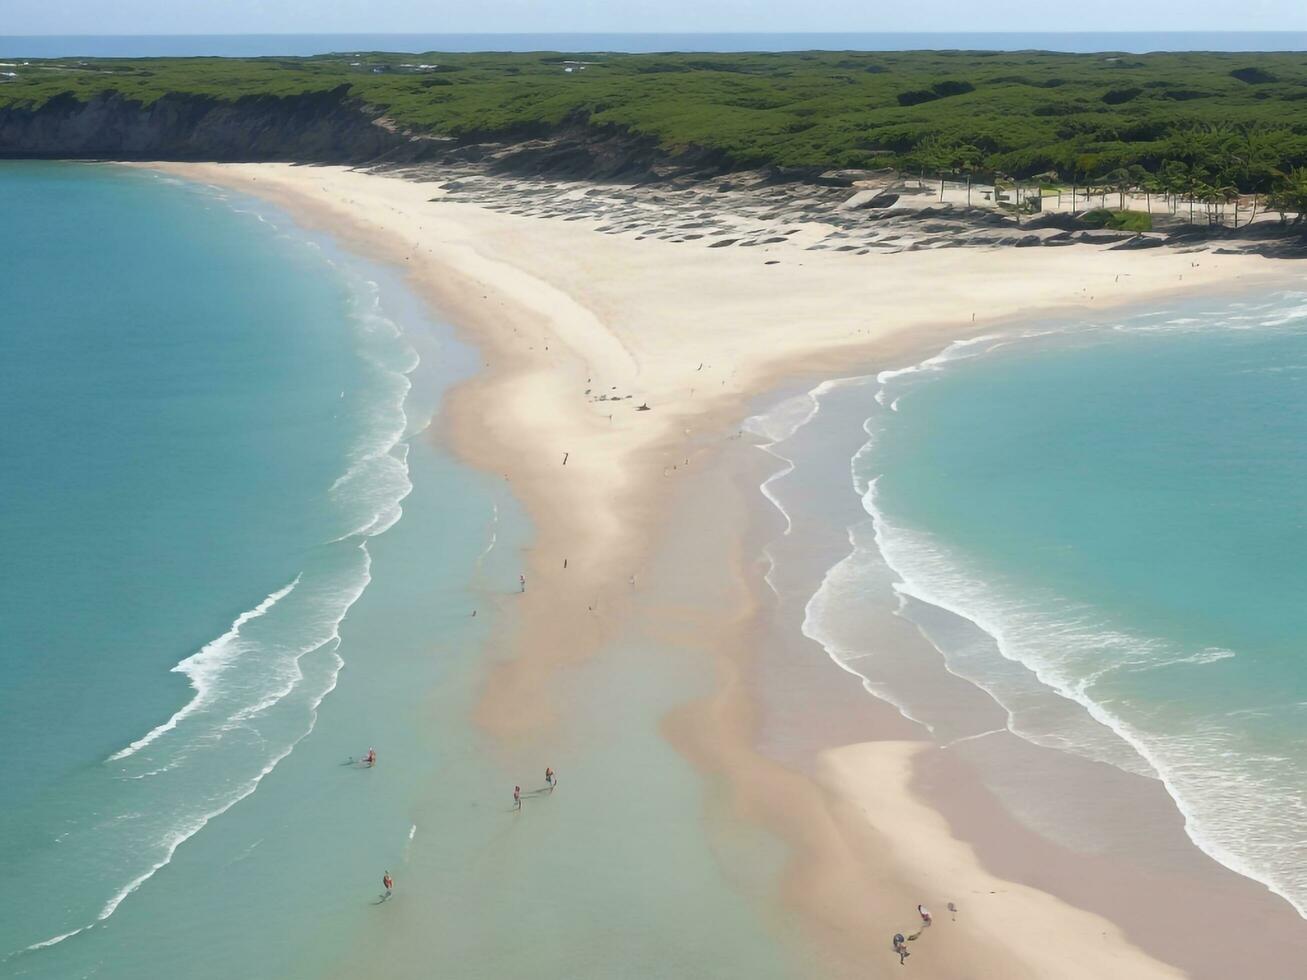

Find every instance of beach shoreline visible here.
[733,362,1307,978]
[137,160,1303,977]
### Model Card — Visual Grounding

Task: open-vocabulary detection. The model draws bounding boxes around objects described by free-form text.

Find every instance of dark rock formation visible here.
[0,92,729,182]
[0,87,407,162]
[1025,211,1088,231]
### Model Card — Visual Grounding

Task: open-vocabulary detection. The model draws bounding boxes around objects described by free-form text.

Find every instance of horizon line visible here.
[7,30,1307,38]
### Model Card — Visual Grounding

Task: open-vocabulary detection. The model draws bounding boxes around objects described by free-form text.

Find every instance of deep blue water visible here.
[2,32,1305,57]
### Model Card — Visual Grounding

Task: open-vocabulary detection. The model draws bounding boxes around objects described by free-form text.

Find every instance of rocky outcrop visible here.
[0,91,729,180]
[0,87,414,162]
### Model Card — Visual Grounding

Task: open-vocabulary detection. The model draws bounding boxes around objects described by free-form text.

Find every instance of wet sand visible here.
[138,160,1304,976]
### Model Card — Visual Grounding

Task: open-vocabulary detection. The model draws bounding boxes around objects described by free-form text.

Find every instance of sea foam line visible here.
[874,333,1003,387]
[866,487,1307,917]
[104,643,345,923]
[845,315,1307,917]
[798,517,936,731]
[863,482,1155,773]
[745,378,862,593]
[107,575,301,762]
[24,608,354,956]
[32,188,426,958]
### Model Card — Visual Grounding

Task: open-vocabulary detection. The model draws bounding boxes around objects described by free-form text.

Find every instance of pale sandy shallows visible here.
[820,742,1186,979]
[145,162,1287,977]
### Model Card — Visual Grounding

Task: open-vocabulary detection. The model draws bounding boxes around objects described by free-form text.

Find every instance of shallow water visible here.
[0,161,521,976]
[754,290,1307,918]
[2,162,804,979]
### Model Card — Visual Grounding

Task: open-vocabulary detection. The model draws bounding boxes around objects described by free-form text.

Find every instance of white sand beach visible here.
[143,160,1302,977]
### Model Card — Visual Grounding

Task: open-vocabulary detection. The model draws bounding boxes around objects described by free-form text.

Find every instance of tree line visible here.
[905,124,1307,228]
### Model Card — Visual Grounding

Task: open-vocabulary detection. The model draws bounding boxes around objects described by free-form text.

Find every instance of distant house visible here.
[0,72,17,80]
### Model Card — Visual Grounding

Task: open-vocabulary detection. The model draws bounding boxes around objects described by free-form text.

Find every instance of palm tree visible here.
[1225,124,1287,196]
[1224,186,1242,228]
[1098,168,1134,211]
[1198,181,1224,226]
[1246,188,1264,226]
[1267,167,1307,225]
[1158,160,1188,215]
[1185,166,1210,224]
[949,143,981,207]
[1128,165,1153,213]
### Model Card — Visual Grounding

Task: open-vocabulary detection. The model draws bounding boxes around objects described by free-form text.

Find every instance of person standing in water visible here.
[519,574,526,593]
[545,767,556,792]
[365,747,376,768]
[382,870,393,899]
[513,785,522,810]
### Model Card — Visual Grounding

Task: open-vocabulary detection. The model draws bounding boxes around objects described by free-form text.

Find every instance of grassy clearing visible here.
[1080,208,1154,231]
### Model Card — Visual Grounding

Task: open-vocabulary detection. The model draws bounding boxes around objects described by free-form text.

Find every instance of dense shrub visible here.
[4,49,1307,186]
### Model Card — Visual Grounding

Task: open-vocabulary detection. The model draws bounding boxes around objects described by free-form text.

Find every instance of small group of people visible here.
[893,903,947,965]
[371,755,948,954]
[513,767,557,810]
[376,766,558,902]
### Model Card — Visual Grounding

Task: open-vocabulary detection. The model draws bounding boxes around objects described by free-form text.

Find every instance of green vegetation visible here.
[1081,208,1153,231]
[3,48,1307,208]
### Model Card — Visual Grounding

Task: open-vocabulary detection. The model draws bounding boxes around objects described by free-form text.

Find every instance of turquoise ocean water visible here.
[1,162,797,980]
[0,162,525,976]
[758,291,1307,918]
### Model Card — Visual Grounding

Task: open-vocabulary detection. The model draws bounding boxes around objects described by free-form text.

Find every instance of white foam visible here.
[33,186,432,954]
[858,437,1307,918]
[107,576,301,762]
[799,517,935,731]
[20,926,86,953]
[875,334,1003,386]
[746,380,851,592]
[97,649,343,926]
[83,617,352,944]
[865,486,1160,774]
[782,296,1307,918]
[226,546,372,729]
[473,503,500,572]
[1113,292,1307,334]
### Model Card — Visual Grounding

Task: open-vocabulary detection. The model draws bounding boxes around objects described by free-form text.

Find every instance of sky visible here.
[5,0,1305,35]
